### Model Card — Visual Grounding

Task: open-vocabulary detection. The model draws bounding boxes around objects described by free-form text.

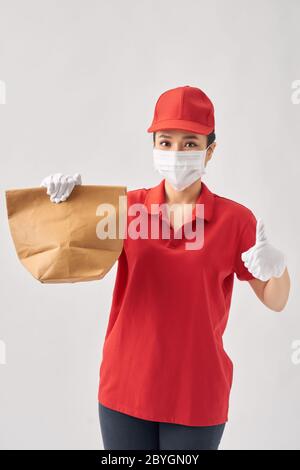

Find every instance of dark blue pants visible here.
[98,402,226,450]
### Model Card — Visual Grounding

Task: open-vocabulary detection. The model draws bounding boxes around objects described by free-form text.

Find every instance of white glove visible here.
[40,172,82,203]
[241,218,287,281]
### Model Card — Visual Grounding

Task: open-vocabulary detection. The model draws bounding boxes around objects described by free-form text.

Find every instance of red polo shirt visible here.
[98,178,257,426]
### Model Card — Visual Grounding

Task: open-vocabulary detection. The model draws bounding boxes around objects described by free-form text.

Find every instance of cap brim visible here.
[147,119,214,135]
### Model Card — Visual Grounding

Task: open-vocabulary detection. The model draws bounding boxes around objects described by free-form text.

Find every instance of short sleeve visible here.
[234,211,257,281]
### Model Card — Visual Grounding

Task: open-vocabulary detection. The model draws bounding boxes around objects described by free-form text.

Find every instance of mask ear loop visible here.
[202,141,216,173]
[200,146,210,174]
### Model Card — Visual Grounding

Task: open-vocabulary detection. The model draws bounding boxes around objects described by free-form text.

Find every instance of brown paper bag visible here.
[5,185,127,283]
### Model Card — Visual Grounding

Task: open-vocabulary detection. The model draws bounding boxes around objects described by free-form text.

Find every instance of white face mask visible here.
[153,147,208,191]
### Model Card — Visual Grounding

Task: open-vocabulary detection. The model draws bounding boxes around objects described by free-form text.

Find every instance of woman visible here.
[40,85,290,450]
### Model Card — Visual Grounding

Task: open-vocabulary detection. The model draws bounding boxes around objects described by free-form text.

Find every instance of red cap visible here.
[147,85,215,135]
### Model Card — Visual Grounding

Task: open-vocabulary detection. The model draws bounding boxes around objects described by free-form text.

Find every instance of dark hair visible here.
[153,130,216,147]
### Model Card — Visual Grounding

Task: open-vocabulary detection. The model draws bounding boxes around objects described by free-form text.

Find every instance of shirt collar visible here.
[144,179,215,222]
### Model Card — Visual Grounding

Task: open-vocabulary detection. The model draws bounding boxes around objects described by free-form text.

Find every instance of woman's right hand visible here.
[40,172,82,203]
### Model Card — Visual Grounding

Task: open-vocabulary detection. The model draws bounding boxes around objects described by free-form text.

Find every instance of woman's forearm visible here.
[262,267,291,312]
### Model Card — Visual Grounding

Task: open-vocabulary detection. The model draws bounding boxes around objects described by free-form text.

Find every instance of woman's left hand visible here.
[241,218,287,282]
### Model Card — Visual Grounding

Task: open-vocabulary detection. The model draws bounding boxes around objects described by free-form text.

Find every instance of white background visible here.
[0,0,299,450]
